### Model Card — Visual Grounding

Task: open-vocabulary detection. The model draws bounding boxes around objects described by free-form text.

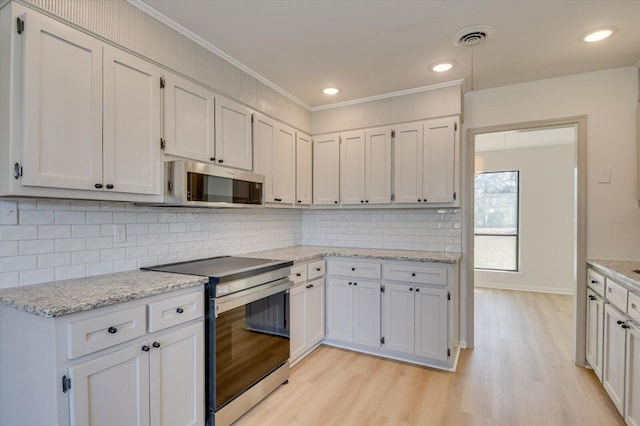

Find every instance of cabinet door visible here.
[103,46,161,195]
[585,290,604,381]
[307,278,326,348]
[365,127,392,204]
[383,283,415,354]
[69,343,150,426]
[626,323,640,426]
[273,124,296,204]
[327,278,354,342]
[215,96,252,170]
[149,322,204,426]
[340,130,366,205]
[313,134,340,205]
[289,283,307,361]
[353,280,381,348]
[603,304,627,415]
[253,113,276,202]
[163,72,215,162]
[21,10,103,190]
[295,132,313,205]
[414,286,448,361]
[393,123,423,203]
[423,117,456,203]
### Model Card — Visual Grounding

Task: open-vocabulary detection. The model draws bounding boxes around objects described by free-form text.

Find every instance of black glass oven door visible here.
[213,290,289,411]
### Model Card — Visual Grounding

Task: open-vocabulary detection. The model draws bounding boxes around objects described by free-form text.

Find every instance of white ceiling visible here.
[136,0,640,109]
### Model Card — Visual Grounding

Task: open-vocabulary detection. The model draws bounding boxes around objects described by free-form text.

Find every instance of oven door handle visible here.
[213,278,291,316]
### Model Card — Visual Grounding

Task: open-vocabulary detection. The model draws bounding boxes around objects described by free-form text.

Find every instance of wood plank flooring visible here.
[234,288,624,426]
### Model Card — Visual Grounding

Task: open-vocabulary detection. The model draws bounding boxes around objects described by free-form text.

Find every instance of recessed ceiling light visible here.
[322,87,340,95]
[582,27,616,43]
[431,61,456,73]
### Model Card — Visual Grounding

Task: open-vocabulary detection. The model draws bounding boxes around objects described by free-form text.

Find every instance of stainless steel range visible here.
[143,256,293,426]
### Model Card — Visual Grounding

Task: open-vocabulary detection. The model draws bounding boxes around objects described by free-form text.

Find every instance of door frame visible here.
[463,115,587,366]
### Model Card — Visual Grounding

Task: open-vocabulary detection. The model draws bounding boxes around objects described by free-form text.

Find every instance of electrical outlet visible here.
[114,224,126,243]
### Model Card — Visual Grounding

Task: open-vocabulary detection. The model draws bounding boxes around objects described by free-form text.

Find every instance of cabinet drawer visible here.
[606,279,628,313]
[67,305,146,359]
[148,290,204,332]
[307,260,326,280]
[628,292,640,323]
[290,264,308,284]
[328,259,381,279]
[587,269,605,297]
[382,263,447,286]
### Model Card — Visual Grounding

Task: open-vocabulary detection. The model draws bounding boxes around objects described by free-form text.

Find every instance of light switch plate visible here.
[596,166,611,184]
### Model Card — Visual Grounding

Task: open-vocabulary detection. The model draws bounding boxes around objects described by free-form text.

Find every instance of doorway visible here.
[464,116,587,365]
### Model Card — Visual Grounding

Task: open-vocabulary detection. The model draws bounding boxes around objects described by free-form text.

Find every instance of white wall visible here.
[465,66,640,260]
[474,144,575,294]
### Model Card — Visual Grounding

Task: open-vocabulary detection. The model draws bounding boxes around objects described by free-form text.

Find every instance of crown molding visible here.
[126,0,311,110]
[310,79,464,112]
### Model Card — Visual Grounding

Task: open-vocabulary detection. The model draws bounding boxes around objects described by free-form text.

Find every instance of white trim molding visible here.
[475,281,574,296]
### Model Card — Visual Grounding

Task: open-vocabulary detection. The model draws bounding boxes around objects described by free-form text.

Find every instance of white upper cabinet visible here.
[313,133,340,205]
[295,132,313,206]
[163,72,216,163]
[19,10,161,196]
[21,10,103,191]
[365,127,392,204]
[423,117,456,203]
[215,95,253,170]
[393,117,458,205]
[393,122,423,203]
[340,130,366,205]
[253,113,295,204]
[103,46,161,195]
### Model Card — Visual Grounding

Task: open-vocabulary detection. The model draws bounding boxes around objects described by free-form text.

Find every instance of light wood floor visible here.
[234,288,624,426]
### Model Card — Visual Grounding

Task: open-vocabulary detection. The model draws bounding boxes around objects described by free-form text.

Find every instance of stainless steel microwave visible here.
[163,161,264,208]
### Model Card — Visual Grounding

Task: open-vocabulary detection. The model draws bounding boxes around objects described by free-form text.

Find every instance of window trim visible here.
[473,170,520,272]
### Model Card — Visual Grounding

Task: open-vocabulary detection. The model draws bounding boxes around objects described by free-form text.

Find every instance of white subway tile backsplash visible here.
[0,200,456,289]
[19,210,54,225]
[19,240,55,255]
[38,252,71,268]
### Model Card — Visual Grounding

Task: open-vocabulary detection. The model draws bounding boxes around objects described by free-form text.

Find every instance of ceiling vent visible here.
[453,26,494,47]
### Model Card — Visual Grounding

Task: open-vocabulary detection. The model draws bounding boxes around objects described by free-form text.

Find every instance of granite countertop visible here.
[588,259,640,291]
[243,245,462,264]
[0,270,207,318]
[0,245,460,318]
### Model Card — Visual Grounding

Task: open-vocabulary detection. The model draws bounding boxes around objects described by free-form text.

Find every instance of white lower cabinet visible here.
[603,303,628,415]
[586,288,605,381]
[0,286,205,426]
[69,343,151,426]
[326,258,459,370]
[627,323,640,426]
[290,260,326,364]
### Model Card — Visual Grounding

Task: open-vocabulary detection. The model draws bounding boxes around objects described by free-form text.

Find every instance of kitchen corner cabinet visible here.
[393,116,458,205]
[295,132,313,205]
[339,127,392,205]
[326,257,459,370]
[289,259,326,364]
[7,6,161,198]
[313,133,340,205]
[0,286,205,426]
[253,113,296,205]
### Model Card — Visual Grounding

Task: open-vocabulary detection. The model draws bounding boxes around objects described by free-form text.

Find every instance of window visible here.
[474,171,519,271]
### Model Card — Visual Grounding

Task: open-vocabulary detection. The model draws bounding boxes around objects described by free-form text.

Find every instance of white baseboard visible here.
[475,281,574,295]
[459,340,468,349]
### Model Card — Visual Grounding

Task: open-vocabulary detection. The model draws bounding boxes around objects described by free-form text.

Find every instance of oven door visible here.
[209,279,290,414]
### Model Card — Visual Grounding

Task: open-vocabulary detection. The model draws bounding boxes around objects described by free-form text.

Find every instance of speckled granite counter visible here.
[243,245,462,264]
[0,270,207,318]
[588,259,640,292]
